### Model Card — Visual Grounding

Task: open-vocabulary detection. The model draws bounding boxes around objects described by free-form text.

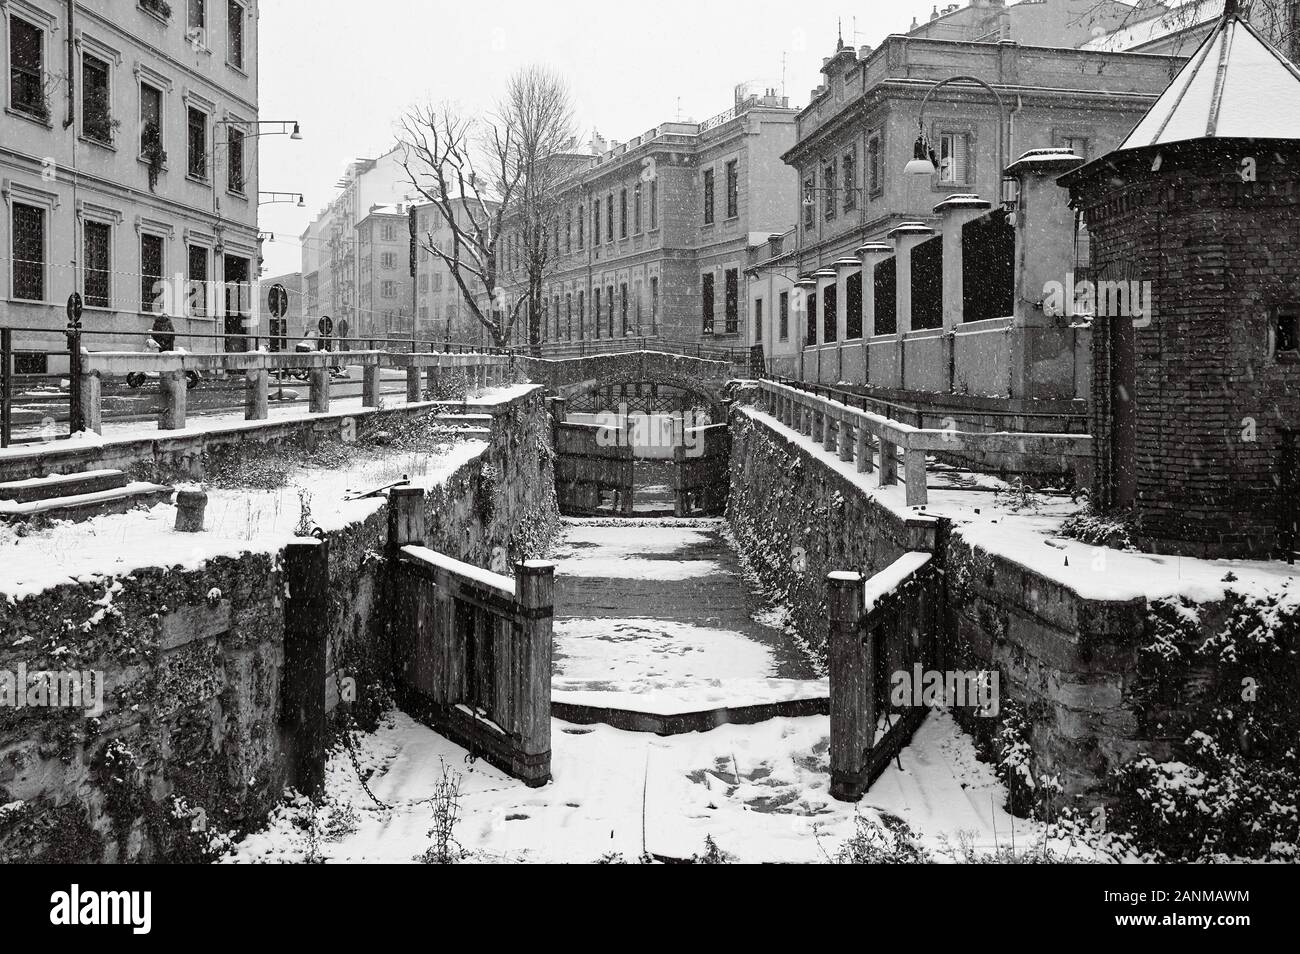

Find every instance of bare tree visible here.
[1071,0,1300,61]
[398,103,523,347]
[499,66,576,353]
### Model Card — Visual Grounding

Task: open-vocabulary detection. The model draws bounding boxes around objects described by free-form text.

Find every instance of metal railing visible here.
[532,334,753,366]
[0,323,514,447]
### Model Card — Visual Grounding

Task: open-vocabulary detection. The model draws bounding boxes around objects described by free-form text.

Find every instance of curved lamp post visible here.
[904,74,1006,191]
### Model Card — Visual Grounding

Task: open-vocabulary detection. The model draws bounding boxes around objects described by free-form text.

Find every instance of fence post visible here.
[822,409,837,452]
[80,370,103,434]
[425,365,439,401]
[362,362,381,407]
[514,560,555,786]
[837,420,854,463]
[282,538,329,798]
[388,485,428,550]
[406,366,421,403]
[245,368,269,421]
[855,422,873,473]
[387,487,428,695]
[828,570,868,801]
[903,448,928,507]
[309,365,330,413]
[878,438,898,486]
[158,371,187,430]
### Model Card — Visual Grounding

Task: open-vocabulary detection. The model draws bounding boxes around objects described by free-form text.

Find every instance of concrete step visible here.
[0,469,128,504]
[0,482,173,523]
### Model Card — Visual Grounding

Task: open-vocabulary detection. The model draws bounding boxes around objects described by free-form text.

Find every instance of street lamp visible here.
[905,75,1006,191]
[259,191,306,207]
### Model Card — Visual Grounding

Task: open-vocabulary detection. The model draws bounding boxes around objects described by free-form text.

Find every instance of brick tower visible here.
[1060,2,1300,558]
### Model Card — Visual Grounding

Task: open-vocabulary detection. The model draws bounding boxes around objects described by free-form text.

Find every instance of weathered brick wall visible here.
[0,390,559,862]
[1077,144,1300,557]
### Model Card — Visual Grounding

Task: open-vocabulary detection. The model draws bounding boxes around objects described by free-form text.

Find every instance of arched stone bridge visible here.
[518,349,736,409]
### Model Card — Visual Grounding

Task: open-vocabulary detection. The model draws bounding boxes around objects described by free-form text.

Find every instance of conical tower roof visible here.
[1120,3,1300,150]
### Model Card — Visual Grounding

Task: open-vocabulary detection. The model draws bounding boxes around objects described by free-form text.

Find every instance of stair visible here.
[0,469,173,524]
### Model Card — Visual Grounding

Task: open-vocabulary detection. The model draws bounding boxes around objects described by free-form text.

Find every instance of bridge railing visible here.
[533,335,753,366]
[757,379,1090,507]
[69,348,513,434]
[387,487,554,786]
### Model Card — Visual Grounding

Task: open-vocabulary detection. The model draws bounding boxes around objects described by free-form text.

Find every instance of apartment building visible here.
[355,204,411,341]
[412,197,496,345]
[497,85,800,348]
[1,0,260,358]
[753,32,1183,375]
[300,144,414,339]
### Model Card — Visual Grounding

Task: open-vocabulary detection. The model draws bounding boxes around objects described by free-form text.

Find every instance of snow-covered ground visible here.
[224,708,1056,864]
[0,439,486,602]
[550,518,826,714]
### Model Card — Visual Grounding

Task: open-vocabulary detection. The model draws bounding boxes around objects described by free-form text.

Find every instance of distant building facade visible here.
[1,0,260,358]
[755,32,1183,377]
[300,145,415,340]
[498,86,800,349]
[413,197,496,345]
[356,204,411,341]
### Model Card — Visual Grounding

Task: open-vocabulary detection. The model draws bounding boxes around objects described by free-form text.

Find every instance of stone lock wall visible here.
[0,389,559,862]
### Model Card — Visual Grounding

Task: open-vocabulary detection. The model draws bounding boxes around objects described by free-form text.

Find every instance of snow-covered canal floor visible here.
[549,518,827,713]
[226,708,1039,863]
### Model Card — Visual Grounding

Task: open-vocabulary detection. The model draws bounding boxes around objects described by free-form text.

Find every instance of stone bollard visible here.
[174,488,208,532]
[79,371,103,434]
[245,369,269,421]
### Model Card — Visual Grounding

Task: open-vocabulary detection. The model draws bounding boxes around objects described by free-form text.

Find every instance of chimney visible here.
[931,5,940,20]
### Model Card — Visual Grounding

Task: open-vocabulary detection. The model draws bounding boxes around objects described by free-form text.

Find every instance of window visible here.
[702,272,715,334]
[82,53,113,144]
[227,1,245,70]
[620,282,628,335]
[633,182,642,233]
[806,292,817,346]
[578,289,585,337]
[650,276,658,331]
[12,203,45,301]
[823,160,837,220]
[381,281,397,298]
[620,189,628,238]
[605,194,614,242]
[649,180,658,229]
[1060,135,1089,161]
[418,274,428,292]
[83,221,112,309]
[939,132,969,185]
[189,0,207,37]
[1277,305,1300,355]
[724,268,739,334]
[140,234,165,313]
[140,82,162,158]
[703,169,715,225]
[802,175,815,229]
[187,107,208,179]
[566,293,573,338]
[9,17,46,119]
[593,203,600,247]
[577,205,584,248]
[867,133,882,194]
[594,287,601,338]
[382,223,397,242]
[188,244,208,317]
[778,290,790,341]
[565,209,572,252]
[227,126,245,194]
[606,285,614,336]
[754,297,763,342]
[843,149,857,212]
[725,160,738,218]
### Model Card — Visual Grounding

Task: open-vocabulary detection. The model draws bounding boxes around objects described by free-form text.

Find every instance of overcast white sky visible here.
[256,0,957,277]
